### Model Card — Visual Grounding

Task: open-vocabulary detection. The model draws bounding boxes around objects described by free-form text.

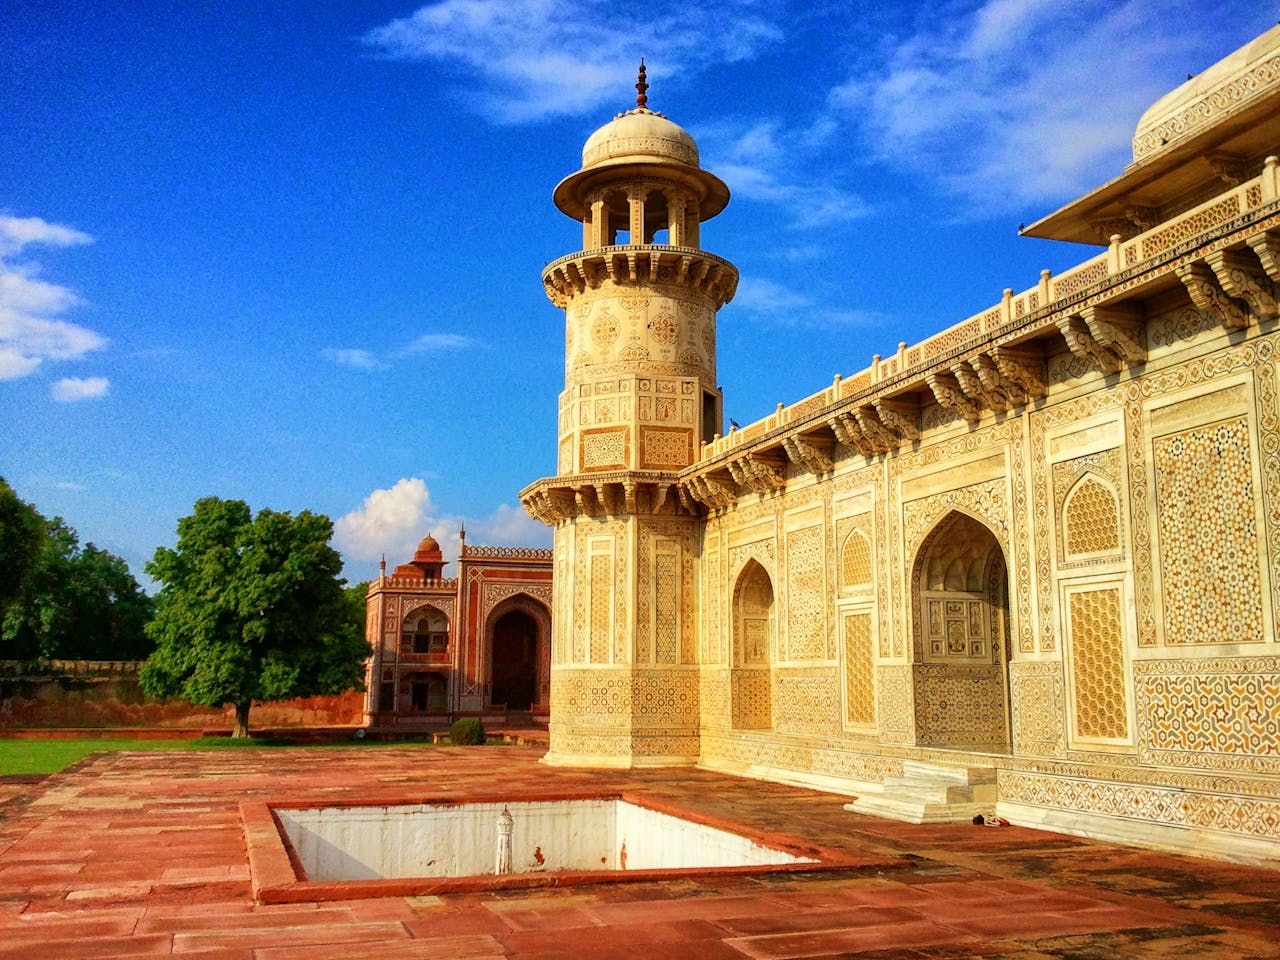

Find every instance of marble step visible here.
[844,761,999,824]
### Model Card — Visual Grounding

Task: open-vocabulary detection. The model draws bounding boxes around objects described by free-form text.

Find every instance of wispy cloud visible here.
[322,347,378,369]
[50,375,109,402]
[363,0,783,123]
[825,0,1267,214]
[333,477,549,571]
[404,332,474,354]
[701,116,869,229]
[730,277,887,330]
[0,215,105,381]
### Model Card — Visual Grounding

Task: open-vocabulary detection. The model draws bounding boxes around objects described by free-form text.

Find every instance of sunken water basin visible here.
[276,797,817,882]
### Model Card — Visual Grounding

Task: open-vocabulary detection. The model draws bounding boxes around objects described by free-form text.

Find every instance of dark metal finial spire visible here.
[636,58,648,109]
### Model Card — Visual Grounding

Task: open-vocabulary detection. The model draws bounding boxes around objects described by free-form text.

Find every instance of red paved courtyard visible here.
[1,742,1278,958]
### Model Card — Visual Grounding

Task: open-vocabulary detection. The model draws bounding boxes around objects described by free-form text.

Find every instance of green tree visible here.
[1,489,154,661]
[0,477,44,616]
[140,497,368,737]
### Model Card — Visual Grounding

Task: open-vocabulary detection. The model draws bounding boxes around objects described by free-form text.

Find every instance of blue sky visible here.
[2,1,1273,589]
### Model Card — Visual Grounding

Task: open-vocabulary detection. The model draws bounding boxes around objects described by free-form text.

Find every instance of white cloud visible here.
[705,122,870,229]
[404,332,474,353]
[732,277,813,315]
[0,215,93,257]
[363,0,783,123]
[825,0,1274,214]
[0,215,105,381]
[334,477,551,571]
[50,376,109,402]
[334,478,434,563]
[323,347,378,369]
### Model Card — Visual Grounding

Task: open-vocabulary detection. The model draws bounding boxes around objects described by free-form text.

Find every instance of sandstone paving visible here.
[0,744,1277,957]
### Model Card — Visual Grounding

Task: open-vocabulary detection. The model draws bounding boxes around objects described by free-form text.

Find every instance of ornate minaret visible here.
[521,64,737,767]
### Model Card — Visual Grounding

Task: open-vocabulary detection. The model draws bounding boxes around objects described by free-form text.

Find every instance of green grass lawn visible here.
[0,735,427,776]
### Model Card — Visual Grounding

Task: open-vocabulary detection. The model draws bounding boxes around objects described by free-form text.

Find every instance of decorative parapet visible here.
[460,545,554,561]
[373,576,459,592]
[674,168,1280,513]
[699,167,1276,466]
[542,245,738,309]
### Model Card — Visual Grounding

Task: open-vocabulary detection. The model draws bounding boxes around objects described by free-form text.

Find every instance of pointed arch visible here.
[909,509,1012,751]
[483,593,552,714]
[401,604,450,656]
[840,528,873,591]
[1062,471,1122,558]
[731,559,773,729]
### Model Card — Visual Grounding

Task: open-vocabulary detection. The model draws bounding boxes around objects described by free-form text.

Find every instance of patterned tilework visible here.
[1064,476,1121,556]
[1066,587,1129,742]
[654,552,678,663]
[843,612,875,726]
[589,553,611,664]
[731,669,772,729]
[913,664,1008,746]
[785,525,827,660]
[1000,770,1280,841]
[841,528,872,589]
[774,668,841,736]
[1010,660,1066,756]
[1136,657,1280,773]
[876,664,914,743]
[1153,416,1264,644]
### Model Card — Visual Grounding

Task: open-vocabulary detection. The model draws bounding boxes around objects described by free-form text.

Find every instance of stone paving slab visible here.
[0,745,1277,957]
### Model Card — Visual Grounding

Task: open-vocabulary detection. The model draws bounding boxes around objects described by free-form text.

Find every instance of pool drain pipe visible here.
[495,806,513,874]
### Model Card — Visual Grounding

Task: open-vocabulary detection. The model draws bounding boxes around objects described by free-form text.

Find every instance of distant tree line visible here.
[2,481,370,738]
[1,477,154,661]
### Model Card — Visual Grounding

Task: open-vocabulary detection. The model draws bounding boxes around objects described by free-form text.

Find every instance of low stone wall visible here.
[0,662,363,729]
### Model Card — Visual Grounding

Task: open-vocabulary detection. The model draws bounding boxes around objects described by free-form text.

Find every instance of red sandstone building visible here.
[363,530,552,728]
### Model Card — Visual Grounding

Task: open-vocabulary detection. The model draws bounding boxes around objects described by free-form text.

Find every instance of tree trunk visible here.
[233,701,251,739]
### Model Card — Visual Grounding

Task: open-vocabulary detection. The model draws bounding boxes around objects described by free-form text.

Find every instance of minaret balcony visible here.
[542,245,738,310]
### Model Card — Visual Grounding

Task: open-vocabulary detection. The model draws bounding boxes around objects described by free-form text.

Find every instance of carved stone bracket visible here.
[1056,314,1120,375]
[1207,248,1279,321]
[853,406,898,451]
[926,372,981,422]
[782,435,833,475]
[991,346,1048,400]
[873,397,920,440]
[966,354,1022,408]
[727,453,786,495]
[683,473,737,511]
[827,412,876,457]
[1081,304,1145,366]
[1246,230,1280,284]
[1177,262,1249,331]
[952,361,1007,413]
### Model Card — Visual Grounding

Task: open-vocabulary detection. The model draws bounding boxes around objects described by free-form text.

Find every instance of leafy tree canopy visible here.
[0,479,153,661]
[140,497,368,737]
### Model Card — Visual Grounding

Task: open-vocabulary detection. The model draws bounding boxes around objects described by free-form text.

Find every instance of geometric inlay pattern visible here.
[785,525,827,660]
[1064,476,1121,557]
[1067,587,1129,742]
[1136,657,1280,773]
[843,612,875,726]
[1153,416,1264,644]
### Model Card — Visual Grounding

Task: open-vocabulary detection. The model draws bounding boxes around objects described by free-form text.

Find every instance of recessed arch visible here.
[1062,471,1122,558]
[483,594,551,714]
[731,559,773,729]
[840,528,873,590]
[909,509,1011,751]
[401,604,449,656]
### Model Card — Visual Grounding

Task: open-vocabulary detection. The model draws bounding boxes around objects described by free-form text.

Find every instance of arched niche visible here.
[909,511,1012,751]
[484,594,551,714]
[401,604,450,656]
[1062,472,1122,559]
[840,528,873,591]
[731,559,774,730]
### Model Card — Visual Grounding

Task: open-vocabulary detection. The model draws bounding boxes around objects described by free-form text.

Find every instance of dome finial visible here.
[636,58,648,109]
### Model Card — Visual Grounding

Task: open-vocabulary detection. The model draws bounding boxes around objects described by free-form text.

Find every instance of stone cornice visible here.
[542,245,738,309]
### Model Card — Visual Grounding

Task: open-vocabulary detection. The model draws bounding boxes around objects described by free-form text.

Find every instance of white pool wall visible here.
[276,799,814,882]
